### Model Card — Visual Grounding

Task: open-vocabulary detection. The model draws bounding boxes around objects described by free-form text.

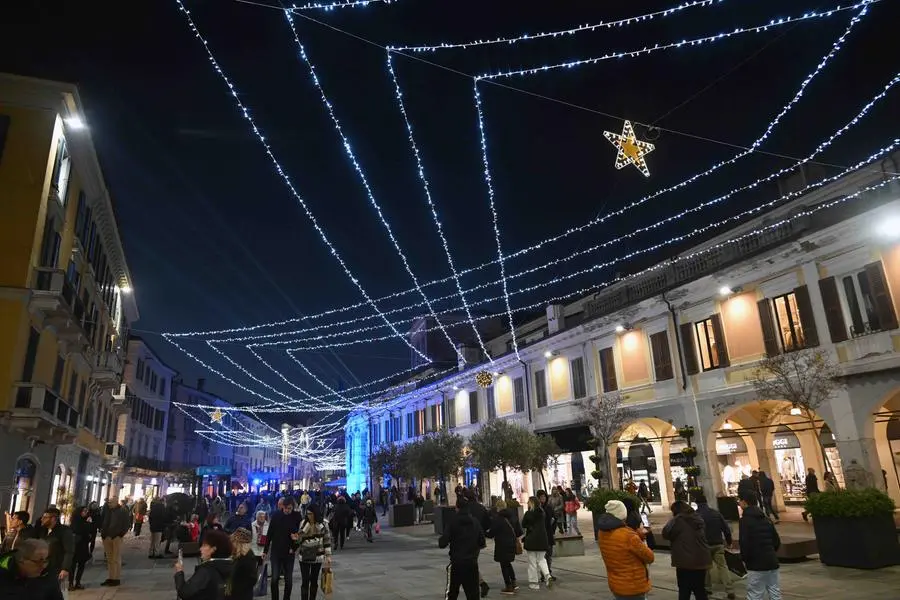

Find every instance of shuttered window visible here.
[571,357,587,399]
[513,377,526,413]
[649,330,674,381]
[598,347,618,391]
[469,391,480,424]
[679,323,699,375]
[793,285,820,347]
[448,396,456,429]
[694,313,729,370]
[865,261,899,332]
[757,298,781,357]
[486,387,496,419]
[819,276,848,343]
[534,370,548,408]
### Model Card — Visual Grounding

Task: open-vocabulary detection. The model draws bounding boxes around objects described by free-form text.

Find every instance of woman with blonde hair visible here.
[228,527,258,600]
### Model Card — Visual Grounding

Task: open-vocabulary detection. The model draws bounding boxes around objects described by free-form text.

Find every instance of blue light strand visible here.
[473,79,520,360]
[385,49,492,362]
[162,0,871,341]
[479,2,874,80]
[281,9,460,364]
[174,0,430,363]
[393,0,722,52]
[275,141,900,350]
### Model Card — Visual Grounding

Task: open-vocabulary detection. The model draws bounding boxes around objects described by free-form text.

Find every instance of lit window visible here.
[695,318,722,370]
[773,293,806,351]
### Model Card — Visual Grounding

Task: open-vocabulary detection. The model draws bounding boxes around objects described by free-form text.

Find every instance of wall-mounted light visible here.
[790,405,802,416]
[615,324,625,333]
[615,323,633,333]
[64,115,86,130]
[875,215,900,241]
[120,285,132,294]
[723,419,733,430]
[452,385,459,391]
[719,285,743,297]
[544,350,559,359]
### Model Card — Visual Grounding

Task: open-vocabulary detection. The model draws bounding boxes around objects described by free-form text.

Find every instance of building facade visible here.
[0,74,138,518]
[346,156,900,510]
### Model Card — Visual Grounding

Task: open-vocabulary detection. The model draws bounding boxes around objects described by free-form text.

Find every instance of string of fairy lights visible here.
[163,0,895,462]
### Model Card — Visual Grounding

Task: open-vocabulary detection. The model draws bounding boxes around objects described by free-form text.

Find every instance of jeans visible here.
[746,569,782,600]
[270,553,296,600]
[298,562,322,600]
[332,523,346,549]
[415,506,424,523]
[705,544,734,594]
[565,514,581,535]
[525,550,550,584]
[446,561,480,600]
[133,521,143,536]
[499,561,516,587]
[675,568,708,600]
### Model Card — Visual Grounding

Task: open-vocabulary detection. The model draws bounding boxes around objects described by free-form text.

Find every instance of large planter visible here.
[813,514,900,569]
[717,496,740,521]
[389,502,416,527]
[591,511,603,540]
[433,505,456,535]
[424,499,435,520]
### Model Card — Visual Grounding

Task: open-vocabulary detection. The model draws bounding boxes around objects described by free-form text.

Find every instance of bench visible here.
[650,536,817,562]
[554,534,585,557]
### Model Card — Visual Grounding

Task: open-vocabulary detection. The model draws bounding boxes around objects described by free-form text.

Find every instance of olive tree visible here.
[467,418,534,486]
[408,429,466,505]
[526,434,563,491]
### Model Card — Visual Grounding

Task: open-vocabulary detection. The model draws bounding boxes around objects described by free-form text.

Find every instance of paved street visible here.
[65,511,900,600]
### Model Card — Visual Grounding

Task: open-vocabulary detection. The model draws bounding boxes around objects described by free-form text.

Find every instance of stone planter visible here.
[424,499,435,521]
[389,502,416,527]
[433,505,456,535]
[813,514,900,569]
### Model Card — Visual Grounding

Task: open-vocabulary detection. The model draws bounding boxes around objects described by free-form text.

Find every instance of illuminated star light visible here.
[604,120,656,177]
[209,408,225,424]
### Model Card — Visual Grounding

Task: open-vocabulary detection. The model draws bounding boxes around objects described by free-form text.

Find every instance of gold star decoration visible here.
[209,408,225,424]
[603,120,655,177]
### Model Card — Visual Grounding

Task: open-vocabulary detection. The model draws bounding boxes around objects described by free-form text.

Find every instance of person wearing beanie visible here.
[596,499,655,599]
[230,527,258,600]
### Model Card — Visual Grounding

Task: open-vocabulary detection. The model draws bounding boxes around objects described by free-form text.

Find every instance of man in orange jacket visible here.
[597,500,655,600]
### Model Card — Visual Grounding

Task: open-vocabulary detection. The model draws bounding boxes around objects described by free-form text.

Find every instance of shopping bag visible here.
[254,563,269,597]
[374,523,381,534]
[320,568,334,596]
[724,550,747,579]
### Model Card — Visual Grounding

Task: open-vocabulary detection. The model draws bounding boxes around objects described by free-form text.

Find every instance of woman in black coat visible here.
[485,500,522,593]
[69,506,93,590]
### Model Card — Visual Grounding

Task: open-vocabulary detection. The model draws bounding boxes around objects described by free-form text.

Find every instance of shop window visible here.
[534,369,548,408]
[598,347,618,391]
[469,391,480,424]
[649,331,673,381]
[570,357,587,399]
[773,293,806,351]
[694,315,729,371]
[513,377,526,413]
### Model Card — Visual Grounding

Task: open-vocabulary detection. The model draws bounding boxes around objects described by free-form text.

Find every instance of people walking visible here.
[263,496,303,600]
[521,497,552,591]
[662,500,711,600]
[485,500,522,595]
[173,529,233,600]
[823,471,840,492]
[757,471,779,524]
[596,500,655,600]
[229,528,258,600]
[563,491,581,536]
[68,506,93,590]
[414,491,425,525]
[438,497,485,600]
[297,505,332,600]
[738,491,781,600]
[251,511,269,565]
[801,468,819,522]
[331,497,351,550]
[149,498,167,558]
[224,503,252,534]
[361,499,378,543]
[695,495,735,600]
[132,498,147,537]
[37,507,73,586]
[100,496,130,587]
[638,480,652,514]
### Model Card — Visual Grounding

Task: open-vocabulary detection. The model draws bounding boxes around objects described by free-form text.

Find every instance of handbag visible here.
[320,568,334,596]
[253,563,269,597]
[506,518,523,555]
[374,523,381,534]
[725,550,747,579]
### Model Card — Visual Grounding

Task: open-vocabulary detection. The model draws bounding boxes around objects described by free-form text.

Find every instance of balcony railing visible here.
[92,351,124,387]
[11,384,80,429]
[105,443,127,460]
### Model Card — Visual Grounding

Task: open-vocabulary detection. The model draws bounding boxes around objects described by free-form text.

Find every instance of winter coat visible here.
[37,524,74,576]
[70,513,93,562]
[250,520,269,557]
[596,513,654,597]
[101,504,131,539]
[759,474,776,496]
[223,513,251,534]
[521,508,550,552]
[149,501,168,533]
[695,504,732,547]
[739,506,780,571]
[297,518,332,563]
[438,509,485,563]
[332,503,351,528]
[661,511,711,570]
[174,558,233,600]
[485,509,521,563]
[0,550,64,600]
[563,498,580,515]
[547,494,564,518]
[228,551,258,600]
[805,472,820,495]
[263,511,303,558]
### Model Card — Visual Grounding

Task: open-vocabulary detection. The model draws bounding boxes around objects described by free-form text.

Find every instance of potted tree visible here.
[585,488,642,539]
[806,488,900,569]
[406,429,466,533]
[468,418,533,521]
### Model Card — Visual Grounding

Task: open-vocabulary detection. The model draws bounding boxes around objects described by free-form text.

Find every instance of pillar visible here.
[749,432,787,511]
[822,390,882,486]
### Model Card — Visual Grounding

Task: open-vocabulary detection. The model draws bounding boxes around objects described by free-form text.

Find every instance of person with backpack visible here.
[695,495,735,600]
[174,529,233,600]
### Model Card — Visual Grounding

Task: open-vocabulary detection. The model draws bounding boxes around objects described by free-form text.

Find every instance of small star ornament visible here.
[209,408,225,424]
[603,120,655,177]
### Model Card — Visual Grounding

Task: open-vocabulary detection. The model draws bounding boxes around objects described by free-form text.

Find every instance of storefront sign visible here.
[196,465,232,476]
[773,433,800,450]
[669,453,692,467]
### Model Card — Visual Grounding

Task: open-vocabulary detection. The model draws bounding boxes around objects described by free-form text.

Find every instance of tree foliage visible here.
[526,434,563,490]
[577,392,637,489]
[467,419,534,482]
[369,443,407,481]
[408,429,466,480]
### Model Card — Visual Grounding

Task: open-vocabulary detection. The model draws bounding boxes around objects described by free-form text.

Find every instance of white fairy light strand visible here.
[291,0,393,10]
[163,2,871,341]
[282,10,465,364]
[174,0,430,363]
[392,0,723,52]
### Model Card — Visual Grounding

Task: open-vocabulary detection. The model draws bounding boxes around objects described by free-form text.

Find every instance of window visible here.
[393,415,401,440]
[448,395,456,429]
[66,259,80,291]
[486,387,496,419]
[694,315,729,371]
[534,369,548,408]
[159,378,167,398]
[0,115,9,165]
[406,413,414,439]
[469,391,480,424]
[570,357,587,399]
[67,371,78,402]
[820,262,899,342]
[649,331,674,381]
[52,355,65,393]
[39,218,61,268]
[598,347,618,391]
[513,377,526,413]
[773,293,806,351]
[136,358,144,381]
[154,410,165,431]
[78,382,87,413]
[22,328,40,381]
[150,372,158,392]
[50,135,71,205]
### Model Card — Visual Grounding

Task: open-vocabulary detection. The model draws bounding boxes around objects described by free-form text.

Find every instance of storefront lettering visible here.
[773,437,789,448]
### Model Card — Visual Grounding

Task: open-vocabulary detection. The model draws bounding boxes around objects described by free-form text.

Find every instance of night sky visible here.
[3,0,899,413]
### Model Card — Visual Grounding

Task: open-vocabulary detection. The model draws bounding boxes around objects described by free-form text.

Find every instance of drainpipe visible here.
[519,359,533,424]
[663,292,688,391]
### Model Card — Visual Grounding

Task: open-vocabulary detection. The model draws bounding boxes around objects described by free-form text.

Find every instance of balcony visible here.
[104,443,127,467]
[91,351,123,388]
[126,456,172,473]
[2,384,80,444]
[29,268,90,348]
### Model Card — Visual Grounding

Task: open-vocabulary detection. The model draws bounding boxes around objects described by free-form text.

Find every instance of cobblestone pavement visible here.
[65,511,900,600]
